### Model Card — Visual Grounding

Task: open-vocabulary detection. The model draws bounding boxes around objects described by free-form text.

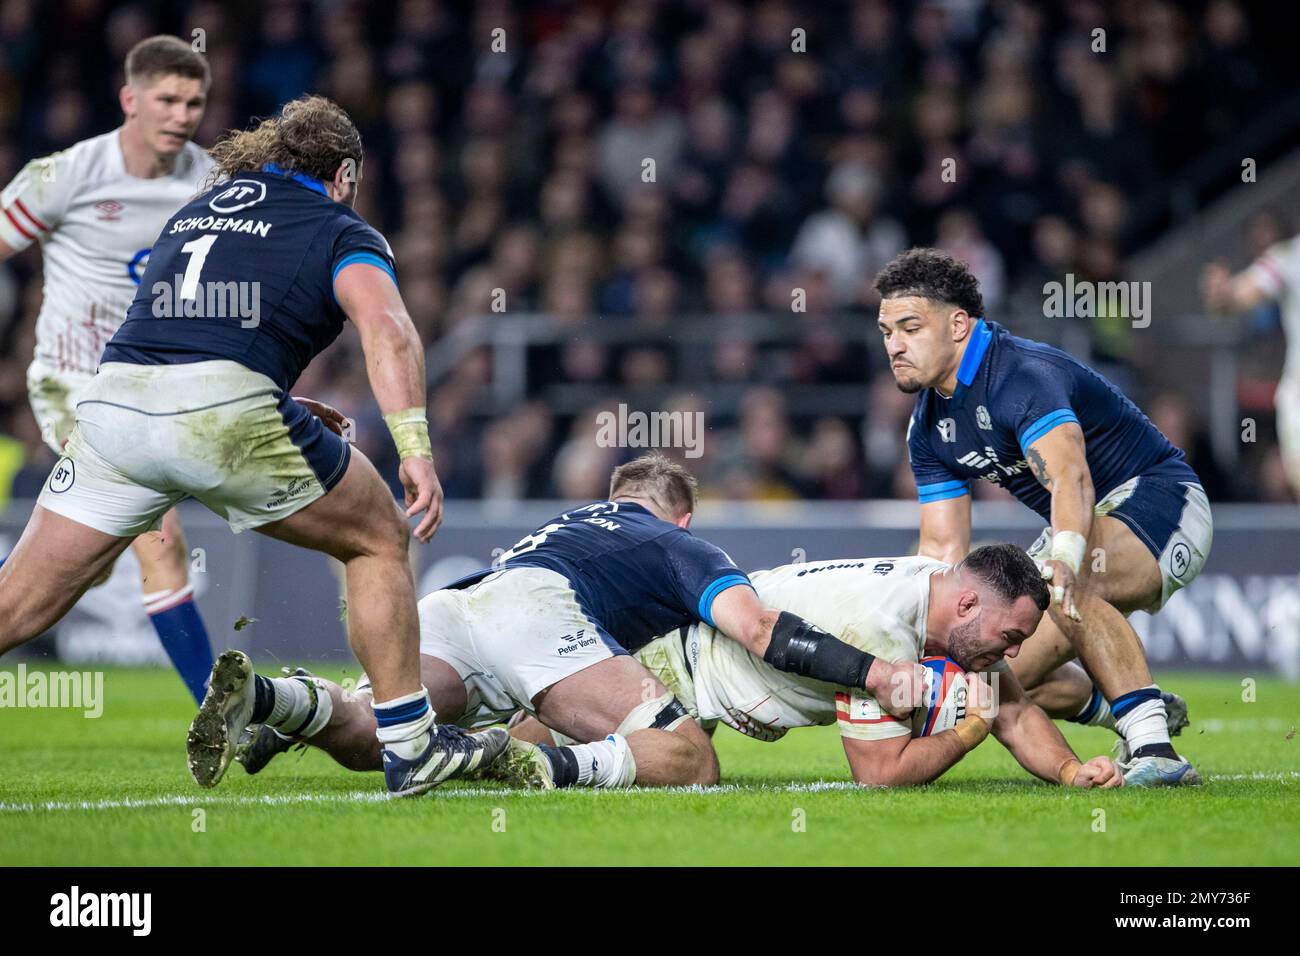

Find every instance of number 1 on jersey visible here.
[179,234,217,301]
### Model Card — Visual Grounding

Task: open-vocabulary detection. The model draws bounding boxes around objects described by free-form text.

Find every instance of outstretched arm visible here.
[989,664,1121,788]
[1202,261,1272,314]
[841,730,969,787]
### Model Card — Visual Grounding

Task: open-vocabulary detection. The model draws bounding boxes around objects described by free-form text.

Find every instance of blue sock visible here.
[146,590,215,704]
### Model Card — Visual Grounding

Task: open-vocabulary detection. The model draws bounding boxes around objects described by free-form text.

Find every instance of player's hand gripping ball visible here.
[911,656,968,737]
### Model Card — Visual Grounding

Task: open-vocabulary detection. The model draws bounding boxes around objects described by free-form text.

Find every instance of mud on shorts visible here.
[27,358,93,454]
[1029,469,1212,612]
[36,360,351,536]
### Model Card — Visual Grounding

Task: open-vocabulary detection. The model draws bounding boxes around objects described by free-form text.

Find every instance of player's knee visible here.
[689,731,721,786]
[359,500,409,562]
[142,534,189,578]
[381,500,411,552]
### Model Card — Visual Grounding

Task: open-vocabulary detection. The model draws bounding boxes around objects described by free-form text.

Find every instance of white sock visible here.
[372,688,435,760]
[1072,686,1117,732]
[1113,685,1170,752]
[564,734,636,788]
[263,676,333,737]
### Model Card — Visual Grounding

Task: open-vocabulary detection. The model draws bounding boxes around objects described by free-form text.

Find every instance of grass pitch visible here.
[1,666,1297,866]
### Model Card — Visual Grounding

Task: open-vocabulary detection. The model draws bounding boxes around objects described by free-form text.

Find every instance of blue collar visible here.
[262,163,328,196]
[955,318,992,388]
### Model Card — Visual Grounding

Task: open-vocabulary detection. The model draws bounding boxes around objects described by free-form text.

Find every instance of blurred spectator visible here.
[790,162,905,308]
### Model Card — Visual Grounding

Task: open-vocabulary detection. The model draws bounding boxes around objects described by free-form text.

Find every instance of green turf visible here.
[0,666,1297,866]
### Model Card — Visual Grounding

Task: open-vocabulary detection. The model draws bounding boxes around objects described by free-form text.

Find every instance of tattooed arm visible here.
[1024,422,1094,620]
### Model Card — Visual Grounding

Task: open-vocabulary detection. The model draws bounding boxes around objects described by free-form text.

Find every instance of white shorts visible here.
[373,566,625,728]
[1276,376,1300,494]
[1029,473,1213,612]
[27,358,93,453]
[36,360,351,537]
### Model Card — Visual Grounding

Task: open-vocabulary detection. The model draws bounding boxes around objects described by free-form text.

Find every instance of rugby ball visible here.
[912,656,968,737]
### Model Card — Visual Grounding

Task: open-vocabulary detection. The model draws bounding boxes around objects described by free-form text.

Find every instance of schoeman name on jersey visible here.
[167,213,272,238]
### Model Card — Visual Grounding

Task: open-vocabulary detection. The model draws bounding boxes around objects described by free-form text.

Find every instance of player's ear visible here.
[120,84,135,118]
[676,511,693,530]
[330,161,359,206]
[950,308,972,343]
[957,588,980,618]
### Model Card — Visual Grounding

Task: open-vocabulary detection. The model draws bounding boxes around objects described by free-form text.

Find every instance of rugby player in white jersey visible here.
[513,545,1122,788]
[237,542,1120,790]
[1203,233,1300,498]
[0,36,216,702]
[641,548,1122,787]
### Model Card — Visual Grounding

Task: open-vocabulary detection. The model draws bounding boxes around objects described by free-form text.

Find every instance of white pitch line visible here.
[0,774,1295,814]
[0,782,843,813]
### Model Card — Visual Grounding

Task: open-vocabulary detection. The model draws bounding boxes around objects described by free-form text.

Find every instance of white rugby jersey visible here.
[689,555,945,743]
[1248,235,1300,384]
[0,129,213,375]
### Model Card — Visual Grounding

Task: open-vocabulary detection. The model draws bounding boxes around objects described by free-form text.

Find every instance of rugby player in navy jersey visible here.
[874,249,1211,787]
[0,96,508,796]
[229,455,932,789]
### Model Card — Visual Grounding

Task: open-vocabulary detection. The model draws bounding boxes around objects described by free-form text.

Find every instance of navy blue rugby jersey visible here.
[102,164,395,391]
[907,319,1198,519]
[448,501,752,653]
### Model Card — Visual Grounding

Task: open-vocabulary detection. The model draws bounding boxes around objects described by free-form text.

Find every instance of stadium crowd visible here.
[0,0,1294,506]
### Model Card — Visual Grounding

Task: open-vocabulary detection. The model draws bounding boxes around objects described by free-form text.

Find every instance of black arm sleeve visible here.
[762,611,875,689]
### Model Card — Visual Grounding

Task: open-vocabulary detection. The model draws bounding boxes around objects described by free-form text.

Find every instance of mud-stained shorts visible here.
[26,358,93,453]
[36,360,350,537]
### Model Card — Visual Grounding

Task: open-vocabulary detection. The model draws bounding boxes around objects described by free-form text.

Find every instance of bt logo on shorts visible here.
[48,458,75,494]
[1170,542,1192,579]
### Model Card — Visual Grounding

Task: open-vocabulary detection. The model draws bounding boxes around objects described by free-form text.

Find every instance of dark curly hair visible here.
[874,247,984,317]
[958,543,1049,611]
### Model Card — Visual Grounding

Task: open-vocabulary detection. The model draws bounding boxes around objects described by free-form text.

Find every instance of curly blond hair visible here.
[208,95,363,186]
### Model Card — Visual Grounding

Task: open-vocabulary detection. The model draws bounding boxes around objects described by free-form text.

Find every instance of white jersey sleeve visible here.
[0,152,74,251]
[693,556,944,742]
[1247,236,1300,299]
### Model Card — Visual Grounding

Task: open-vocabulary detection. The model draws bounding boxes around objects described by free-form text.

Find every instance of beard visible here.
[891,367,924,393]
[945,616,985,670]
